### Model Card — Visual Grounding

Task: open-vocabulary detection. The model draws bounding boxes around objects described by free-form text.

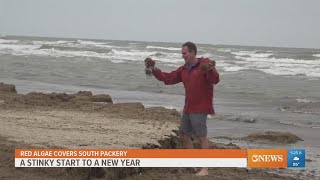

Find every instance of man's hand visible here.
[200,60,215,72]
[144,58,156,76]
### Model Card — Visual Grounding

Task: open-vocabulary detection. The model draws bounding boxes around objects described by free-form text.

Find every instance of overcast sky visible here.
[1,0,319,48]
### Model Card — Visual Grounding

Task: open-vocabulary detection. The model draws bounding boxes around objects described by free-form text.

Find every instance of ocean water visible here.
[0,35,319,179]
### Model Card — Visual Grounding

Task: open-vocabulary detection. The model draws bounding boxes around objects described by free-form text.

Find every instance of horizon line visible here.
[1,33,320,50]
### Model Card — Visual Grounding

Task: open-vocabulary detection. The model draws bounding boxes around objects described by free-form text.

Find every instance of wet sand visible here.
[0,83,298,180]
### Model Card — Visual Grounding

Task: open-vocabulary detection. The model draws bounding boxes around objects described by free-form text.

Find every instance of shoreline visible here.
[0,82,299,180]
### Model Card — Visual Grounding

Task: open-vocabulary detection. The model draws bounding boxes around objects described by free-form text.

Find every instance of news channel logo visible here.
[287,149,305,168]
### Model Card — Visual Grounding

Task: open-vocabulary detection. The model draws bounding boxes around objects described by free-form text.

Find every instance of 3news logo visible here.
[251,154,283,163]
[287,149,305,168]
[247,149,287,168]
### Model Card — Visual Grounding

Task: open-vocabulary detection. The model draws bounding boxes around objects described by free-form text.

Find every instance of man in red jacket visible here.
[145,42,220,176]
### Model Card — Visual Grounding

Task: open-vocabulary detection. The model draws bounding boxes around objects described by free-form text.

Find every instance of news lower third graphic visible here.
[287,149,305,168]
[14,149,306,168]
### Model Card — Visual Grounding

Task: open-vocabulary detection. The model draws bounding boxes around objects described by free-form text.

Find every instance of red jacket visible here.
[152,57,220,114]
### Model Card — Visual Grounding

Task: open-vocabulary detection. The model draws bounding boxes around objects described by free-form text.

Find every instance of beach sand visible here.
[0,83,298,180]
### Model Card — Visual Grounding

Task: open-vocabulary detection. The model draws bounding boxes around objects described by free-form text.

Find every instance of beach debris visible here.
[91,94,113,103]
[280,103,320,115]
[144,57,155,76]
[209,59,216,67]
[145,68,152,76]
[200,59,216,72]
[242,131,303,144]
[0,83,17,94]
[5,91,113,108]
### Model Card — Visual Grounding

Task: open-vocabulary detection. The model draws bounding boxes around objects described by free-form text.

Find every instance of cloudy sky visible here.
[1,0,319,48]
